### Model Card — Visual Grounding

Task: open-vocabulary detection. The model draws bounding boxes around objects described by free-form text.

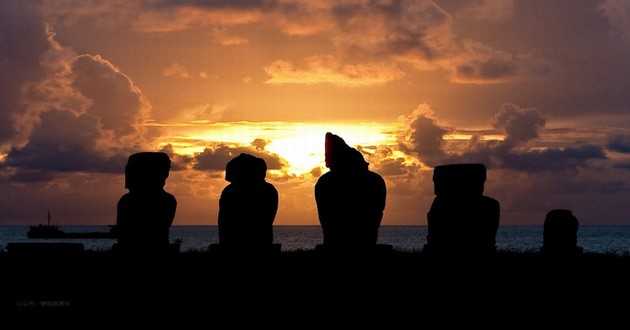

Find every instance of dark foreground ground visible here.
[2,247,630,322]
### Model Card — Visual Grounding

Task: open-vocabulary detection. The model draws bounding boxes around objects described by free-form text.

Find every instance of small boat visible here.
[27,211,117,239]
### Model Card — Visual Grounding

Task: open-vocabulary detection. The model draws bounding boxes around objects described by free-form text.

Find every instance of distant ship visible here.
[26,210,117,239]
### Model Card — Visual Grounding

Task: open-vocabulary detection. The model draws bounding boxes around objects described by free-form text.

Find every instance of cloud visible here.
[41,0,267,32]
[47,0,547,84]
[606,135,630,153]
[71,54,149,144]
[481,104,606,172]
[472,0,514,21]
[309,166,323,178]
[448,41,557,83]
[40,0,142,28]
[149,0,274,10]
[0,15,151,181]
[215,34,249,45]
[4,110,130,176]
[398,103,606,172]
[328,0,455,58]
[316,1,553,83]
[492,103,546,147]
[264,55,404,87]
[158,144,194,171]
[40,0,555,84]
[398,104,451,167]
[599,0,630,47]
[163,63,192,78]
[372,158,413,177]
[213,32,249,45]
[0,1,52,150]
[499,144,607,172]
[270,1,336,36]
[133,5,263,33]
[176,103,226,122]
[251,138,269,150]
[359,145,418,177]
[441,0,515,21]
[3,55,150,180]
[192,143,287,171]
[163,62,213,79]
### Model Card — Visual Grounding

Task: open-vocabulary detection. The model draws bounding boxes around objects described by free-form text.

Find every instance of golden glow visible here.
[154,121,399,175]
[444,133,505,141]
[266,123,398,174]
[263,56,405,87]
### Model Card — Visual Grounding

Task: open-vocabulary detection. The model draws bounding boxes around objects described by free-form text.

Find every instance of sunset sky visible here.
[2,0,630,227]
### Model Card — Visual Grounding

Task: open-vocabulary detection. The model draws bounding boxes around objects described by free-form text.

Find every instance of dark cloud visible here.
[7,170,55,184]
[373,158,411,176]
[454,55,518,81]
[492,103,546,147]
[4,110,129,175]
[400,103,606,172]
[0,1,51,148]
[606,135,630,154]
[132,0,554,84]
[313,0,453,62]
[2,52,152,181]
[319,1,555,83]
[507,1,630,117]
[43,0,555,85]
[398,105,451,167]
[498,144,607,173]
[613,163,630,170]
[450,41,558,83]
[71,54,149,141]
[150,0,276,9]
[0,25,151,182]
[158,144,194,171]
[193,144,286,171]
[359,145,418,177]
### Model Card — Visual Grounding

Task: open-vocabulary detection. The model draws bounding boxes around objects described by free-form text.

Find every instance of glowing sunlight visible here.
[154,121,399,175]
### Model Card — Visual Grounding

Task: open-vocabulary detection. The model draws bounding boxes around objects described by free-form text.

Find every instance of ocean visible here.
[3,225,630,255]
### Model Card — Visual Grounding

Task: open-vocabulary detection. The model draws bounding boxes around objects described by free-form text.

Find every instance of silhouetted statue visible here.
[424,163,500,255]
[540,209,583,256]
[217,153,279,247]
[314,132,387,248]
[116,152,177,254]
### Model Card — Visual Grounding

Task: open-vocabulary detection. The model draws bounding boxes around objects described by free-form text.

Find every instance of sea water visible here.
[2,225,630,255]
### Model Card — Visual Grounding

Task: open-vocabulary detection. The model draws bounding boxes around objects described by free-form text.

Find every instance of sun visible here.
[153,121,399,176]
[264,131,326,175]
[265,123,399,175]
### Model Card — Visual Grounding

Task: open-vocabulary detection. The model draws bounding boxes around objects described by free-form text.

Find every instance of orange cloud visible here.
[162,63,192,78]
[214,34,249,45]
[40,0,555,85]
[176,103,226,122]
[264,55,404,87]
[269,1,336,36]
[163,63,212,79]
[133,6,262,33]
